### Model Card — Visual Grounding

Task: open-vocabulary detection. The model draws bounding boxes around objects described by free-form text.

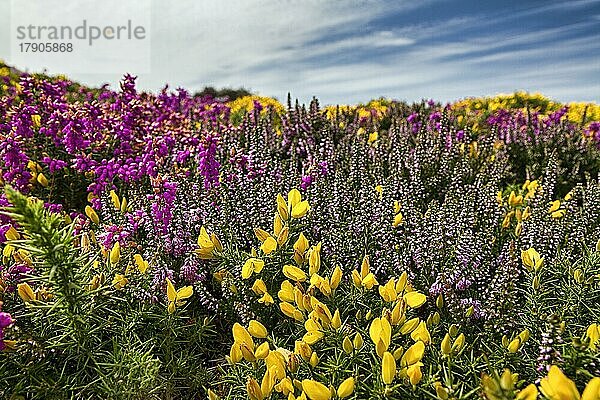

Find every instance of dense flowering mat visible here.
[0,62,600,399]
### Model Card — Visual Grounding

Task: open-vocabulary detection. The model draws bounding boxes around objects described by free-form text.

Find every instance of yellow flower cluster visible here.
[357,99,389,120]
[324,99,389,122]
[228,95,285,116]
[499,180,539,236]
[324,105,355,121]
[452,91,600,131]
[219,190,433,399]
[483,365,600,400]
[566,102,600,126]
[26,160,49,188]
[453,92,554,115]
[502,328,530,353]
[521,247,544,291]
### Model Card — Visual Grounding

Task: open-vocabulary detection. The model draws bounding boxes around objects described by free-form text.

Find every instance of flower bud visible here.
[248,320,268,338]
[337,377,355,399]
[277,227,289,246]
[110,190,121,210]
[342,336,353,354]
[382,352,396,385]
[441,333,452,355]
[36,173,49,187]
[277,194,289,221]
[353,333,363,350]
[399,317,419,335]
[17,282,36,303]
[452,333,465,353]
[432,312,441,325]
[109,241,121,264]
[246,377,263,400]
[436,294,444,309]
[309,352,319,367]
[85,206,100,224]
[449,324,459,337]
[330,265,342,290]
[500,369,514,391]
[332,309,342,330]
[255,342,270,359]
[392,347,404,360]
[120,197,128,213]
[4,226,20,241]
[465,305,474,317]
[435,383,449,400]
[287,353,299,373]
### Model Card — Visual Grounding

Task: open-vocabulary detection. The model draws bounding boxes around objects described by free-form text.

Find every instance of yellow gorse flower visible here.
[392,200,403,227]
[110,190,121,210]
[4,225,20,241]
[337,377,354,398]
[551,209,566,219]
[351,255,379,289]
[85,205,100,224]
[369,317,392,357]
[516,384,539,400]
[293,233,310,265]
[586,323,600,350]
[133,254,149,274]
[242,258,265,279]
[548,200,561,213]
[283,265,307,282]
[582,377,600,400]
[329,266,342,290]
[508,191,523,207]
[368,131,378,144]
[165,277,193,314]
[196,226,222,259]
[112,274,128,290]
[260,236,278,255]
[410,321,431,344]
[246,377,263,400]
[248,320,268,338]
[109,241,121,264]
[382,351,396,384]
[539,365,582,400]
[274,188,311,221]
[88,272,106,290]
[301,379,331,400]
[521,247,543,272]
[308,242,322,276]
[288,189,310,219]
[17,282,36,303]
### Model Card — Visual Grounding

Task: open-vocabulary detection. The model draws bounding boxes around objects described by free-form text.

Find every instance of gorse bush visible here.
[0,187,217,399]
[0,67,599,399]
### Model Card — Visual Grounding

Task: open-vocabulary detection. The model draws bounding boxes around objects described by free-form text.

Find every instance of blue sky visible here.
[1,0,599,104]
